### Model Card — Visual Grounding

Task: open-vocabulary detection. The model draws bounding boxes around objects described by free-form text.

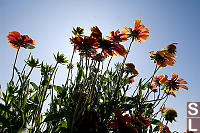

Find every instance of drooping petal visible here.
[178,85,188,90]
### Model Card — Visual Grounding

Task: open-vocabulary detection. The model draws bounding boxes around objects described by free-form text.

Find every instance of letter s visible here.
[188,103,198,116]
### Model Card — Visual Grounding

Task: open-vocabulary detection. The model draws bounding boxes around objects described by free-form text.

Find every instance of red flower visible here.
[108,120,118,129]
[91,26,102,40]
[7,31,35,50]
[105,29,128,43]
[98,39,127,57]
[70,34,97,56]
[136,113,151,126]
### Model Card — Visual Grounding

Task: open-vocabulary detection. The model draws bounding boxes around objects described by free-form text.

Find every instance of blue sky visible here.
[1,0,200,132]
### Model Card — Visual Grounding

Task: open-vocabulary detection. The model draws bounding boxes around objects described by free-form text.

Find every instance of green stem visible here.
[65,49,75,88]
[113,38,134,99]
[10,47,20,82]
[106,57,112,71]
[35,63,58,130]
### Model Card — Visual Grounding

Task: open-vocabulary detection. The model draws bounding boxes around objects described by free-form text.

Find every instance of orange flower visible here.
[159,125,171,133]
[164,73,188,95]
[159,106,166,113]
[122,20,149,43]
[146,82,157,92]
[150,49,175,67]
[125,63,139,76]
[133,20,149,43]
[7,31,35,50]
[105,29,128,43]
[153,74,168,85]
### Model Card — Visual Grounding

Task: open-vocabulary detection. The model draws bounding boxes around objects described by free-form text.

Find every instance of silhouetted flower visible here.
[105,29,128,43]
[98,39,127,57]
[72,27,84,36]
[150,50,175,67]
[125,63,139,76]
[162,108,177,123]
[70,34,97,56]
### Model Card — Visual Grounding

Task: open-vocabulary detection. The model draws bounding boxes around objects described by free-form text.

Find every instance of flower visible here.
[70,34,97,56]
[26,56,39,68]
[159,106,166,113]
[159,125,171,133]
[162,108,177,123]
[105,29,128,43]
[98,39,127,57]
[90,26,128,57]
[122,20,149,43]
[150,49,175,67]
[108,109,138,133]
[136,112,151,126]
[7,31,35,50]
[164,73,188,94]
[164,43,178,55]
[90,26,102,40]
[72,27,84,36]
[146,82,157,92]
[125,63,139,76]
[153,75,168,86]
[54,52,68,64]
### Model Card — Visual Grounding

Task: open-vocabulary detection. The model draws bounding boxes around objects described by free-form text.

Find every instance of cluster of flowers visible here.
[146,73,188,97]
[5,20,190,133]
[70,20,149,58]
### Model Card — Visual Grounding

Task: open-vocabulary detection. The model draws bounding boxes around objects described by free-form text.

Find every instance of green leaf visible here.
[24,44,35,49]
[151,119,162,125]
[30,82,38,90]
[153,125,160,132]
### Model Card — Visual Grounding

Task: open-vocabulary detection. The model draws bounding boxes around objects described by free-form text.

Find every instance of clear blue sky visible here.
[1,0,200,132]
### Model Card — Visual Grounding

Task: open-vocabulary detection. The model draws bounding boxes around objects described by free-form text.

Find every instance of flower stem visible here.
[65,49,75,88]
[10,47,20,82]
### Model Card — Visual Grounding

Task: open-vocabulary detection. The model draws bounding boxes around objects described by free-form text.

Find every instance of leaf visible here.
[30,93,39,104]
[24,44,35,49]
[151,119,162,125]
[153,125,160,132]
[30,82,38,90]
